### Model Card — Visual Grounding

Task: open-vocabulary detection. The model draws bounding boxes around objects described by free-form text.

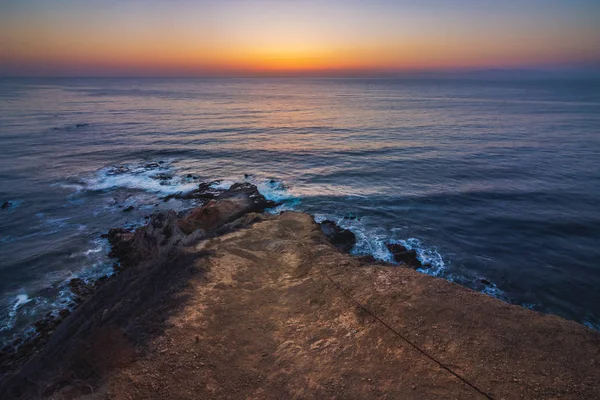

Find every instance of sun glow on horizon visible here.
[1,0,599,76]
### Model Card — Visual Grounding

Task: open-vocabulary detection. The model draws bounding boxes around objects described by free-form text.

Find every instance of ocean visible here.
[1,77,599,347]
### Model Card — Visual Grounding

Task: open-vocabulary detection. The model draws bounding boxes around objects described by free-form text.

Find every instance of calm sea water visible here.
[1,77,599,345]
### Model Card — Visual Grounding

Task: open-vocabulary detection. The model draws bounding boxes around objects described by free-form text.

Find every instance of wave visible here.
[311,211,506,301]
[0,294,31,334]
[61,160,199,196]
[1,159,518,348]
[0,236,115,348]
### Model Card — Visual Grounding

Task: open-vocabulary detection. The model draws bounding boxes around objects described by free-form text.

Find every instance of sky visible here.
[0,0,599,77]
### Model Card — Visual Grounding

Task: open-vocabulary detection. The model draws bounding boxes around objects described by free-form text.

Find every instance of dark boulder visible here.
[320,220,356,253]
[143,162,160,170]
[105,228,137,267]
[163,180,223,201]
[1,201,12,209]
[151,173,173,181]
[179,183,278,234]
[107,183,278,268]
[108,211,186,268]
[220,183,278,210]
[386,243,422,268]
[106,166,129,176]
[68,278,95,302]
[162,193,182,202]
[193,180,224,200]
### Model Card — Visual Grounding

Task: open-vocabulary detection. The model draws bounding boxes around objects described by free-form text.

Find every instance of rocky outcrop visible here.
[319,220,356,253]
[108,183,277,268]
[178,183,277,234]
[386,243,422,268]
[0,183,277,380]
[2,211,597,400]
[3,185,600,399]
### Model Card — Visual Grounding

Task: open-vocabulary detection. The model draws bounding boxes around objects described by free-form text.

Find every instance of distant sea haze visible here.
[0,77,599,346]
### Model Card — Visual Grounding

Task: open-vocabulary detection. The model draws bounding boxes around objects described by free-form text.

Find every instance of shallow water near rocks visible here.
[1,77,600,346]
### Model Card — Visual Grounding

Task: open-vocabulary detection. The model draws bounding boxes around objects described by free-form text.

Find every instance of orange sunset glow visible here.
[1,0,599,76]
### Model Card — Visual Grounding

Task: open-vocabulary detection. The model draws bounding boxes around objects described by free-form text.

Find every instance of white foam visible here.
[72,161,199,196]
[211,180,235,190]
[0,293,31,333]
[313,213,447,276]
[583,320,600,331]
[311,212,510,300]
[481,282,504,298]
[1,237,115,346]
[252,178,301,212]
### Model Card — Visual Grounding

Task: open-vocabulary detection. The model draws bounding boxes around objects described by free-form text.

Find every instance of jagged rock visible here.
[106,228,137,267]
[107,211,187,267]
[108,184,279,267]
[68,278,95,301]
[178,183,277,234]
[162,193,181,202]
[106,166,129,176]
[162,180,223,201]
[386,243,421,268]
[319,220,356,253]
[151,174,173,181]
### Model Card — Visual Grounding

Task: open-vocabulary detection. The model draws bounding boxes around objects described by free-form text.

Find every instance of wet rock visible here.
[68,278,95,301]
[151,173,173,181]
[123,206,135,212]
[179,183,278,234]
[386,244,422,268]
[94,275,109,288]
[108,183,278,269]
[144,162,160,169]
[162,180,224,201]
[1,201,12,209]
[33,313,62,338]
[107,166,129,176]
[106,228,136,266]
[36,286,60,297]
[107,211,190,267]
[193,180,223,200]
[480,278,492,286]
[75,123,89,128]
[163,193,182,202]
[319,220,356,253]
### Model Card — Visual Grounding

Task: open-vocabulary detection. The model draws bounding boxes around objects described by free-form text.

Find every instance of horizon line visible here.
[2,66,600,80]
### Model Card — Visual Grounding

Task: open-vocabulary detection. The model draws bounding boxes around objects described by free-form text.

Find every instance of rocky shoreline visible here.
[0,182,279,374]
[1,182,599,399]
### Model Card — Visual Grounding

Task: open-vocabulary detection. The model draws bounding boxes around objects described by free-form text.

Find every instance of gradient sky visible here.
[1,0,599,76]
